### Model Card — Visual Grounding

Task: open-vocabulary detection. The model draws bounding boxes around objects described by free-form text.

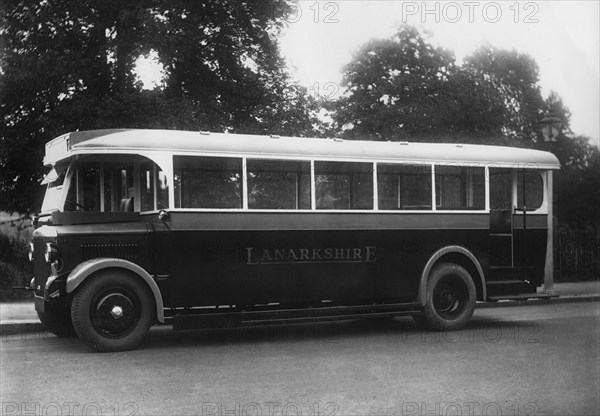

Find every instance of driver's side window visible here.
[103,165,134,212]
[64,164,102,212]
[65,164,134,212]
[65,160,168,213]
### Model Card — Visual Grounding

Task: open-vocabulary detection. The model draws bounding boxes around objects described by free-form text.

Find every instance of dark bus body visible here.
[30,130,559,351]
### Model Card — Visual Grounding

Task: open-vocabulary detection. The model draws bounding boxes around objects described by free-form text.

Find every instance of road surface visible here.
[1,302,599,416]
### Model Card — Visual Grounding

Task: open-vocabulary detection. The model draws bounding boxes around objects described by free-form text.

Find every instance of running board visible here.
[172,302,421,331]
[487,280,532,285]
[487,293,558,301]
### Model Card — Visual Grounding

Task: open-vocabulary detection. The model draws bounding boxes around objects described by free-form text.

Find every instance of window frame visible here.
[433,164,486,211]
[245,158,312,210]
[376,162,433,211]
[173,155,244,210]
[162,153,547,214]
[314,160,374,210]
[54,156,169,214]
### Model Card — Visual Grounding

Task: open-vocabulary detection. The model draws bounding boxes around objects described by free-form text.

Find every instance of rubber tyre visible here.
[422,263,476,331]
[37,304,76,337]
[71,270,155,352]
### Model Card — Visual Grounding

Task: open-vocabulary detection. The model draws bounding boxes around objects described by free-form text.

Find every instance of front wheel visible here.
[421,263,476,331]
[71,270,155,352]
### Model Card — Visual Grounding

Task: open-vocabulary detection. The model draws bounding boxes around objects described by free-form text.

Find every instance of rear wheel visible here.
[37,304,76,337]
[422,263,476,331]
[71,270,155,352]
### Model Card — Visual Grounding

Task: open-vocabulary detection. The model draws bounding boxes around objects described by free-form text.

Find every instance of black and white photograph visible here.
[1,1,599,415]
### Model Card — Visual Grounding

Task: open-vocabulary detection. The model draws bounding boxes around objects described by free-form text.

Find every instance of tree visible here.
[333,26,457,141]
[1,0,318,214]
[460,45,545,142]
[542,94,600,226]
[554,139,600,226]
[332,27,549,145]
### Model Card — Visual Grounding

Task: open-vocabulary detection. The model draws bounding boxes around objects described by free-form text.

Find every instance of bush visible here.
[554,224,600,282]
[0,233,33,301]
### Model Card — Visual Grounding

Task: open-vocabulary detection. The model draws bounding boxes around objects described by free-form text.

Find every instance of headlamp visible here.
[44,242,59,263]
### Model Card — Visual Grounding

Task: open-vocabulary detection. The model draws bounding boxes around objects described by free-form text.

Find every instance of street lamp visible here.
[540,113,563,142]
[540,110,562,296]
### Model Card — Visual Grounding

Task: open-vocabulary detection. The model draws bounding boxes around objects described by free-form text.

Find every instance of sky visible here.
[278,0,600,145]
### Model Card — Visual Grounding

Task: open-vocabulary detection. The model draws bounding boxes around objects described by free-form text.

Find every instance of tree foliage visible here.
[1,0,318,214]
[554,138,600,226]
[546,95,600,226]
[460,45,544,142]
[334,26,457,140]
[333,26,549,144]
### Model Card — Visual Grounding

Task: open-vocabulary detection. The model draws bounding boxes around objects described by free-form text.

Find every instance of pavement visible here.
[1,281,598,335]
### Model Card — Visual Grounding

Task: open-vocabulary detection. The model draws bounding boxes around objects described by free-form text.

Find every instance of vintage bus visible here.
[29,129,560,351]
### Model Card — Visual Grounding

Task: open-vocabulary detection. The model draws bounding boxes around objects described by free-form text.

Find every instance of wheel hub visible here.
[433,277,468,320]
[110,305,124,319]
[93,292,137,337]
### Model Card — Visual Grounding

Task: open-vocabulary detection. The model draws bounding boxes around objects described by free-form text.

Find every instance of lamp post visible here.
[540,113,563,143]
[539,111,562,295]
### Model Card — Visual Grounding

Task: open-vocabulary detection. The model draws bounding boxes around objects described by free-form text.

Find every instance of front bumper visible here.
[34,295,45,313]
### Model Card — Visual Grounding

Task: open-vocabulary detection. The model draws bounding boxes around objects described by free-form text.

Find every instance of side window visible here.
[117,166,134,210]
[157,170,169,210]
[103,168,113,212]
[140,164,155,212]
[315,161,373,210]
[81,165,101,211]
[174,156,242,209]
[140,163,169,211]
[60,159,167,213]
[517,171,544,210]
[40,165,69,213]
[104,166,134,212]
[378,164,431,210]
[489,168,513,210]
[435,165,485,210]
[65,169,77,211]
[64,165,101,212]
[247,159,310,209]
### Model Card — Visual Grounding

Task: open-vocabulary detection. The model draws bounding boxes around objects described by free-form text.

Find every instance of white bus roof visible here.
[44,129,561,169]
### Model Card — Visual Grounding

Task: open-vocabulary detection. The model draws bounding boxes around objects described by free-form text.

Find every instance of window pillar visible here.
[372,162,378,210]
[310,160,316,210]
[431,164,436,211]
[242,157,248,210]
